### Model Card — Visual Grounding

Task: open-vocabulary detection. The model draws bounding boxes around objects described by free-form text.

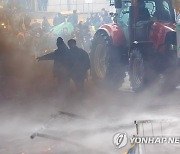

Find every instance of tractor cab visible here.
[113,0,176,46]
[91,0,179,92]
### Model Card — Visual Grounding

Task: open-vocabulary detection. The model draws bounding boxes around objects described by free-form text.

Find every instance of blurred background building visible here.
[47,0,112,13]
[0,0,114,13]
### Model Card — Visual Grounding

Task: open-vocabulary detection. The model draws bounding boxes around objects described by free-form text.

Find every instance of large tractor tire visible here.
[90,33,126,90]
[129,48,157,92]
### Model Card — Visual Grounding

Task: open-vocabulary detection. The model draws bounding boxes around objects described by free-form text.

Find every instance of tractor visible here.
[90,0,179,91]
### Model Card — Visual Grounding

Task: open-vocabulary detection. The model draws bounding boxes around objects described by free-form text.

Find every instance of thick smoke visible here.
[0,16,180,154]
[0,31,57,98]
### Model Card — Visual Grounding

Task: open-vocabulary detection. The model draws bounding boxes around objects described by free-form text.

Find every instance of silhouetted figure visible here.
[68,10,78,28]
[18,14,24,31]
[75,21,91,50]
[68,39,90,92]
[84,18,91,27]
[31,19,41,35]
[101,8,112,24]
[24,14,31,30]
[37,37,71,93]
[90,13,101,30]
[53,13,65,26]
[42,16,51,32]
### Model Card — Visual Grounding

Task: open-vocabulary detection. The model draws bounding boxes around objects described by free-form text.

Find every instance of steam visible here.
[0,24,180,154]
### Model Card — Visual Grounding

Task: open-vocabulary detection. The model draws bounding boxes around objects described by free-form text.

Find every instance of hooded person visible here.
[42,16,51,32]
[68,10,78,28]
[37,37,71,93]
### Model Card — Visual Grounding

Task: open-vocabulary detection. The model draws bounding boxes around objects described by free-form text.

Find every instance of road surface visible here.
[0,73,180,154]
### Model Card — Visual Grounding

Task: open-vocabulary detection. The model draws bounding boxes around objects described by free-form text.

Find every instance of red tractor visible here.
[90,0,178,91]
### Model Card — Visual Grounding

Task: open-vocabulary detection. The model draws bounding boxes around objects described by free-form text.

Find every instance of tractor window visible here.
[162,1,170,14]
[153,0,172,22]
[117,2,131,26]
[116,2,131,44]
[145,1,156,17]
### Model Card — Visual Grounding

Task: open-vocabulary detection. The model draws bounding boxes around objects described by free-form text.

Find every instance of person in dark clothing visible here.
[75,21,84,46]
[137,0,150,21]
[91,13,101,30]
[24,14,31,30]
[68,10,78,28]
[84,18,91,27]
[53,13,65,26]
[42,16,51,32]
[77,21,83,30]
[31,19,41,35]
[101,8,112,24]
[18,14,24,31]
[37,37,71,93]
[68,39,90,92]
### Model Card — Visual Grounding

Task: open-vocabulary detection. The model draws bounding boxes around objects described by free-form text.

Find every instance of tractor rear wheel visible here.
[129,48,157,92]
[90,33,126,90]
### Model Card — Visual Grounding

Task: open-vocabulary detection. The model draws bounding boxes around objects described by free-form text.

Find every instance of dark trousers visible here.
[56,77,70,95]
[72,78,85,92]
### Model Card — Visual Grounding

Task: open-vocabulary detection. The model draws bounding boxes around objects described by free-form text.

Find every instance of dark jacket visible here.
[53,15,65,26]
[68,13,78,28]
[69,47,90,80]
[42,19,51,32]
[39,45,71,78]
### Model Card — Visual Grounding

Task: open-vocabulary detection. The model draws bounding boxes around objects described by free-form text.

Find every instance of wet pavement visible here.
[1,76,180,154]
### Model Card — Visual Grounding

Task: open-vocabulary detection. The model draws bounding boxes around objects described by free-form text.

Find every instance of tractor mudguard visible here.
[95,23,125,47]
[149,22,176,50]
